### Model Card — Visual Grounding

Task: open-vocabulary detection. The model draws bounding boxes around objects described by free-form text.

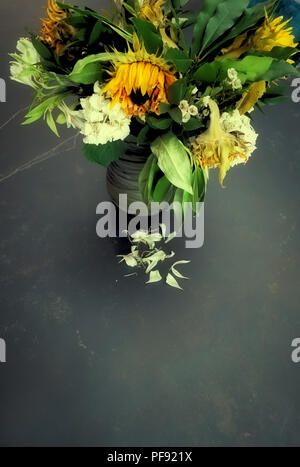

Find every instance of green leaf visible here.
[147,157,161,201]
[151,132,193,195]
[191,0,220,57]
[69,53,112,78]
[251,47,298,61]
[193,56,274,84]
[139,154,155,203]
[152,176,171,203]
[169,107,183,124]
[138,154,160,203]
[167,79,187,105]
[83,140,126,168]
[88,21,106,46]
[137,126,150,145]
[208,0,277,56]
[192,166,206,208]
[69,62,103,84]
[200,0,249,54]
[46,111,59,137]
[146,116,172,130]
[159,102,171,114]
[257,59,300,81]
[261,95,288,105]
[64,13,88,28]
[182,190,193,215]
[183,117,204,131]
[31,36,53,61]
[23,94,67,125]
[164,49,193,73]
[130,17,163,55]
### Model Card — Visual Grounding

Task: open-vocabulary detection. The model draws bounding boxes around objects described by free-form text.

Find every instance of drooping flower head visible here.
[221,11,298,61]
[41,0,76,57]
[137,0,167,27]
[103,36,177,118]
[191,99,257,185]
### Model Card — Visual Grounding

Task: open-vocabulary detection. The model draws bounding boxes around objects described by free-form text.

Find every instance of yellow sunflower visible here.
[250,13,298,52]
[103,36,177,118]
[222,11,298,60]
[41,0,76,56]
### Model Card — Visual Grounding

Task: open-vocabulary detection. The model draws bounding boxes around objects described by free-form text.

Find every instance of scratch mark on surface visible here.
[0,132,80,184]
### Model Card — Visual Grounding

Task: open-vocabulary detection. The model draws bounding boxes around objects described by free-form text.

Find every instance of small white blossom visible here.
[227,68,238,81]
[189,105,198,117]
[179,100,199,122]
[225,68,242,90]
[179,100,189,112]
[192,87,198,95]
[10,38,41,88]
[182,112,191,123]
[231,78,242,90]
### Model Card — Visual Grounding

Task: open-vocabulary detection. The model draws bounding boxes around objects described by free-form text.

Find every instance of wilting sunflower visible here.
[41,0,76,57]
[222,11,298,60]
[103,36,177,118]
[138,0,167,27]
[191,99,257,185]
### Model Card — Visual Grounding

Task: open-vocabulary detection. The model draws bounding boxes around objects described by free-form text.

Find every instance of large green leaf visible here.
[191,0,220,57]
[69,53,112,79]
[193,56,274,84]
[130,18,163,55]
[146,115,172,130]
[200,0,249,54]
[139,154,155,203]
[68,62,103,84]
[257,60,300,81]
[167,79,187,105]
[31,36,53,61]
[83,140,126,168]
[163,49,193,73]
[151,132,193,195]
[152,176,171,203]
[138,154,161,203]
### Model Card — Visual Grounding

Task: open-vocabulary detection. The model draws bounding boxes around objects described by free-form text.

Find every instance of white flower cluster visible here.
[10,38,41,88]
[220,109,258,166]
[77,82,131,145]
[225,68,242,90]
[179,100,199,123]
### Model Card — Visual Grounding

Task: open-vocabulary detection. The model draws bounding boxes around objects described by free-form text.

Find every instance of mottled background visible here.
[0,0,300,447]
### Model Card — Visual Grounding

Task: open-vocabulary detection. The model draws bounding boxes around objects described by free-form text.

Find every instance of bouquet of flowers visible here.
[10,0,300,212]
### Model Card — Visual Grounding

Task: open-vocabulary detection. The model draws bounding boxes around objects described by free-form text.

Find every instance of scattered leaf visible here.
[146,270,162,284]
[166,273,183,290]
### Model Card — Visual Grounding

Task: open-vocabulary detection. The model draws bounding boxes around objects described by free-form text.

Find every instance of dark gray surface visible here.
[0,0,300,447]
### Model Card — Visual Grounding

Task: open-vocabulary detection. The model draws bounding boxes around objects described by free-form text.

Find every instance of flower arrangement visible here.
[10,0,300,209]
